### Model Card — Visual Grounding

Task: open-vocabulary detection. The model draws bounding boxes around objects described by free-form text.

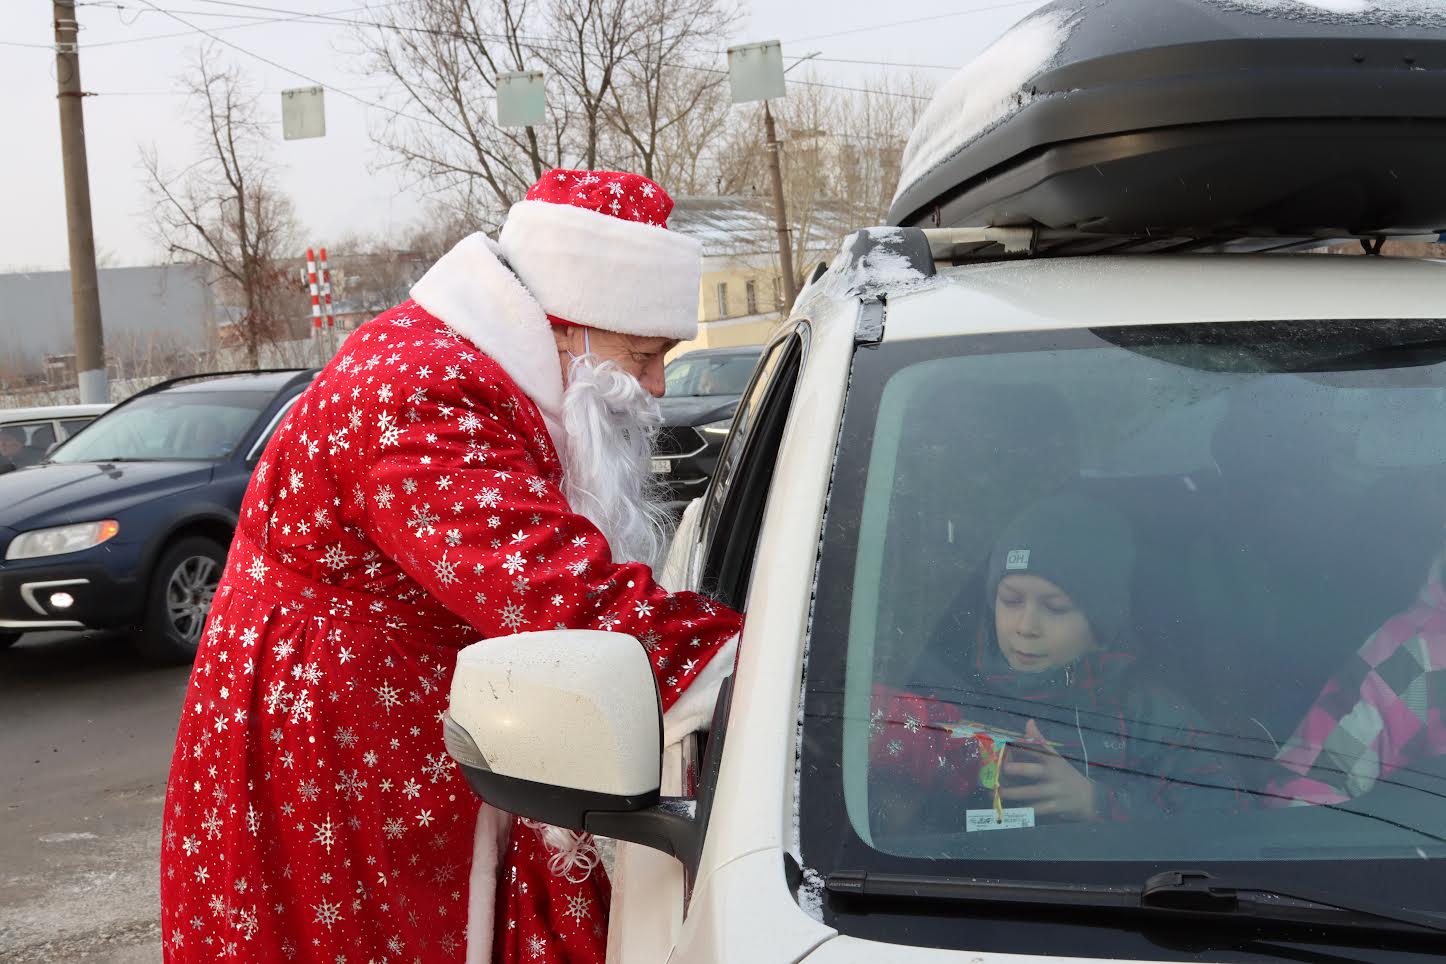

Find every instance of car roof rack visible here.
[889,0,1446,244]
[128,368,318,401]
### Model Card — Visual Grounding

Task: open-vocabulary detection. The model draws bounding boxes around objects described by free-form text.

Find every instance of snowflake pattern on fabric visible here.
[160,301,741,963]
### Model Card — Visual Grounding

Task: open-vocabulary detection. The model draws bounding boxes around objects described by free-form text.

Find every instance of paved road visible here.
[0,631,190,962]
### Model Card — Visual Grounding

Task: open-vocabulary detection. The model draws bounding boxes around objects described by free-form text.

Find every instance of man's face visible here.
[0,434,21,457]
[557,328,678,398]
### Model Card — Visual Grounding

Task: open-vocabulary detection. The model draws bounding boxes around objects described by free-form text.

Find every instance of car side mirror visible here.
[445,630,700,861]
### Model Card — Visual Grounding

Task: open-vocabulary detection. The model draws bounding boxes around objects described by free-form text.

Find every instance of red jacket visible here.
[161,235,741,964]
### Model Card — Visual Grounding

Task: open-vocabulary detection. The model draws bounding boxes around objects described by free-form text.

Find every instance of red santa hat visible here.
[497,169,701,341]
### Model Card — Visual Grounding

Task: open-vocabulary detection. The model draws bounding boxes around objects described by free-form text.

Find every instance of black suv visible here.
[0,369,314,662]
[654,345,763,512]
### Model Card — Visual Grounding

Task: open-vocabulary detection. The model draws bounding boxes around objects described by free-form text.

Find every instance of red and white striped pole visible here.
[318,246,336,354]
[305,247,323,366]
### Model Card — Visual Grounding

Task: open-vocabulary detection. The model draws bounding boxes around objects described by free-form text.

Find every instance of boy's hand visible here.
[999,719,1098,821]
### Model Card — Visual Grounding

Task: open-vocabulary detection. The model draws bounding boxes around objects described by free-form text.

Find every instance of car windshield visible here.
[50,390,272,463]
[801,319,1446,956]
[665,351,761,396]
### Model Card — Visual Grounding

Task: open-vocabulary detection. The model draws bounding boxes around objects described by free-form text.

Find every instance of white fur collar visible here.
[409,233,567,453]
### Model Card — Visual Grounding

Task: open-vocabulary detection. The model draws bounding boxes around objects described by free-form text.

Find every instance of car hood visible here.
[0,461,215,530]
[658,394,741,426]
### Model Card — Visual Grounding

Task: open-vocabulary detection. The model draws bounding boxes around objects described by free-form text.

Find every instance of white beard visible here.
[559,354,673,570]
[538,355,674,874]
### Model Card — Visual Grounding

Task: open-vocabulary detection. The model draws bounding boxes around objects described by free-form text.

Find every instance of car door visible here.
[607,326,808,963]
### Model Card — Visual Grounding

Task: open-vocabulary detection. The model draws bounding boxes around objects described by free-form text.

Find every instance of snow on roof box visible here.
[889,0,1446,240]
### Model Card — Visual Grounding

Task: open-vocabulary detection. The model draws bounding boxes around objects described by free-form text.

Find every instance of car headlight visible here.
[6,520,120,561]
[698,418,733,438]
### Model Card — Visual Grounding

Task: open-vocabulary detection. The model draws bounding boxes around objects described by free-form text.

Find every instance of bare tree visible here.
[141,50,300,368]
[601,0,738,183]
[358,0,735,221]
[362,0,563,220]
[703,71,932,291]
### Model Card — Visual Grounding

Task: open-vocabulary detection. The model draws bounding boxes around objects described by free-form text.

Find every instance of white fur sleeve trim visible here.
[662,633,738,748]
[498,200,702,341]
[464,802,513,964]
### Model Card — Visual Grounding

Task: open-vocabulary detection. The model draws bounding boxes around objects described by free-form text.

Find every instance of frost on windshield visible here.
[796,867,826,923]
[1210,0,1446,23]
[892,10,1074,206]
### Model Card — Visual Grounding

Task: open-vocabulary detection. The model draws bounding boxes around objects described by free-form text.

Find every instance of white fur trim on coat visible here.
[464,802,514,964]
[662,633,738,747]
[498,200,701,341]
[409,232,568,458]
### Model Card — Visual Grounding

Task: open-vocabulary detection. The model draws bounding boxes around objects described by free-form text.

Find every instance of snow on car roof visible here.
[880,255,1446,342]
[793,227,945,318]
[891,9,1074,208]
[1213,0,1446,23]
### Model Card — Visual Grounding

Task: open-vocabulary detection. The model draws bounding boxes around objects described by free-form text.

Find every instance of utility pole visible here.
[52,0,107,402]
[762,101,796,312]
[728,41,809,314]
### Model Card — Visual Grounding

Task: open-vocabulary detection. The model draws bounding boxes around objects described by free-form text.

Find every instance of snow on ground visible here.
[892,9,1074,205]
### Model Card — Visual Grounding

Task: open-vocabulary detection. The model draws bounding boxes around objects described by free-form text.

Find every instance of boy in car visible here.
[870,494,1240,829]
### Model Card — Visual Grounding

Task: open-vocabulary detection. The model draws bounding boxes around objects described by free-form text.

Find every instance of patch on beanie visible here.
[1005,549,1030,571]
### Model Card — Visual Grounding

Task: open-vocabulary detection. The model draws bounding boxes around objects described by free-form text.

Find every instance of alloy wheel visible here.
[166,555,219,647]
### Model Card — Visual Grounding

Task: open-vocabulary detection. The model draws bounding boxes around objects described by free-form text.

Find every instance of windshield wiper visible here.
[826,869,1446,940]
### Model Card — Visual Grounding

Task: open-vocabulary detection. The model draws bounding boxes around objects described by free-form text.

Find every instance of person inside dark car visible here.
[0,427,40,471]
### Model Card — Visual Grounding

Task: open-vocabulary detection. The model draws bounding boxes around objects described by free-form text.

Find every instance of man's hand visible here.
[999,719,1097,821]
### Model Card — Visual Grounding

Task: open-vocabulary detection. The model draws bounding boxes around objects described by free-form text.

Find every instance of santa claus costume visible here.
[160,170,742,964]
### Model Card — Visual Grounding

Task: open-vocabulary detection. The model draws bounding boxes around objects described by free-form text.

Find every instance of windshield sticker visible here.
[966,807,1036,832]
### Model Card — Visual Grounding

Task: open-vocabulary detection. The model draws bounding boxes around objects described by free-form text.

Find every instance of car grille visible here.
[654,425,704,457]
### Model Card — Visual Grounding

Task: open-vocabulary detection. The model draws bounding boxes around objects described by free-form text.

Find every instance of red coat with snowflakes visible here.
[160,233,742,964]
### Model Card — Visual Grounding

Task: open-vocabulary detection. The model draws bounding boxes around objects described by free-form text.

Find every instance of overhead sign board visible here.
[497,70,546,128]
[726,41,786,104]
[281,86,326,140]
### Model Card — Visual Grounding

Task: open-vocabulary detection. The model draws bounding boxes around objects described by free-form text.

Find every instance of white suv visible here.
[448,231,1446,963]
[447,1,1446,961]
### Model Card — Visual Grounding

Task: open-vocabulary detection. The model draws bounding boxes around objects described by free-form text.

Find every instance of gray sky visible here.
[0,0,1048,273]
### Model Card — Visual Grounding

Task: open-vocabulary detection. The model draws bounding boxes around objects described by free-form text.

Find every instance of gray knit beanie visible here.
[986,494,1136,648]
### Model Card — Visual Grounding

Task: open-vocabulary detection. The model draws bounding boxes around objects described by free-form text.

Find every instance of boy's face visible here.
[994,573,1098,673]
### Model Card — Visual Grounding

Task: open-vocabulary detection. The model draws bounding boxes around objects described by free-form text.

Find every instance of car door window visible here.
[0,421,56,467]
[680,329,805,902]
[698,331,804,609]
[60,418,93,438]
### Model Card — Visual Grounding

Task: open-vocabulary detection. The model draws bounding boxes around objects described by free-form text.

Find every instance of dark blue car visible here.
[0,369,315,662]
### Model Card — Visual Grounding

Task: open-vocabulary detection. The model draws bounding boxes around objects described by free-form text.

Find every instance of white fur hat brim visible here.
[497,200,701,341]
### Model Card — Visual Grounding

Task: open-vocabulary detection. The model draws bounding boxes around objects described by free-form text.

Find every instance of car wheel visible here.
[0,633,20,650]
[133,536,227,665]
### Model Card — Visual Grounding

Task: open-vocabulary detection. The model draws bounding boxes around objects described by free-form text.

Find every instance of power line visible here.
[80,1,401,48]
[128,0,457,133]
[98,3,937,102]
[806,55,958,71]
[784,0,1045,45]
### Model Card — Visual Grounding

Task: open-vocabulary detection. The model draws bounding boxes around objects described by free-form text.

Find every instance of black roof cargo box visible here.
[888,0,1446,243]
